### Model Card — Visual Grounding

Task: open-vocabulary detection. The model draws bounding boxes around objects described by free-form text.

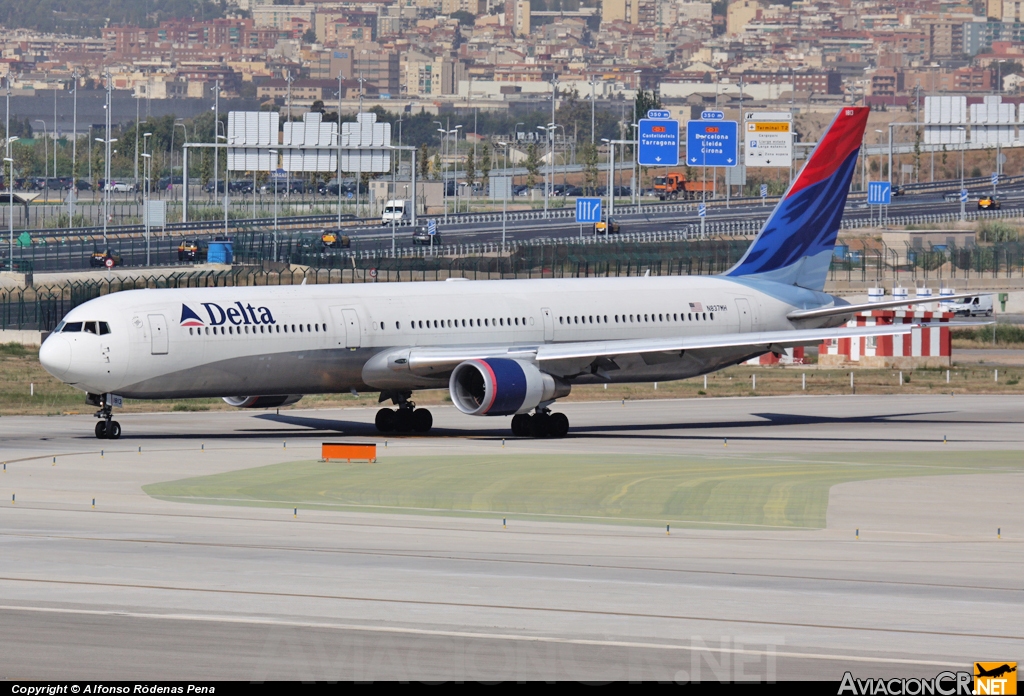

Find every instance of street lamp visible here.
[95,135,117,243]
[548,76,559,217]
[957,126,966,222]
[141,152,151,266]
[35,119,48,202]
[269,149,279,254]
[498,141,510,254]
[4,154,14,271]
[601,137,613,218]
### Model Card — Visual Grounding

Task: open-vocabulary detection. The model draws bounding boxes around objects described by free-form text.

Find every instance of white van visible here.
[381,199,411,226]
[950,295,993,317]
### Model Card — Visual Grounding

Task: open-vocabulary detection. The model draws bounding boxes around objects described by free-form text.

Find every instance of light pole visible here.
[514,122,524,188]
[141,152,151,266]
[336,73,344,227]
[498,141,510,253]
[70,69,78,227]
[212,79,219,206]
[35,120,49,203]
[173,120,187,203]
[4,154,13,271]
[217,125,227,234]
[601,138,613,219]
[590,76,599,144]
[547,76,558,216]
[269,149,279,258]
[95,135,117,244]
[957,126,966,222]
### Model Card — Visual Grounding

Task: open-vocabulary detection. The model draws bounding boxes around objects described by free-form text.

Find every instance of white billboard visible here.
[227,111,279,172]
[744,112,792,168]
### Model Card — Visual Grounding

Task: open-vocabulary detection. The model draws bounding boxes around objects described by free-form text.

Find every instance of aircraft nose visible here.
[39,335,72,378]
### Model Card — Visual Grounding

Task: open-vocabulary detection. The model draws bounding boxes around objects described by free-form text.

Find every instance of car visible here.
[412,226,440,245]
[978,196,1001,210]
[950,295,993,317]
[178,240,207,262]
[891,185,905,196]
[89,249,122,268]
[320,228,351,248]
[105,181,135,193]
[594,217,620,235]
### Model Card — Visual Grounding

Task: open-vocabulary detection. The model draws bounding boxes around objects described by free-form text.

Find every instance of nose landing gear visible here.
[91,393,121,440]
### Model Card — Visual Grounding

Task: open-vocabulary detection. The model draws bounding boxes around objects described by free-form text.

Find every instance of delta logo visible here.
[974,663,1016,695]
[180,302,277,328]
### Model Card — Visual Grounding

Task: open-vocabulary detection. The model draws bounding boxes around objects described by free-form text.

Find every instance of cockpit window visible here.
[83,322,98,334]
[99,322,111,335]
[54,321,66,332]
[62,322,83,332]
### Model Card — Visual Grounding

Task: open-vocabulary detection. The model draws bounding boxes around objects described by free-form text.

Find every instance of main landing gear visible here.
[92,396,121,440]
[375,392,432,434]
[511,408,569,438]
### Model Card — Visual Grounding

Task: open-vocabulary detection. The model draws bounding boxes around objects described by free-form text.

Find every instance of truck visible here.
[652,172,714,200]
[381,199,412,226]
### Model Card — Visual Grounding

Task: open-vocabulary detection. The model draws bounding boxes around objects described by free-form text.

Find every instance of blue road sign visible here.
[575,197,602,224]
[992,172,999,186]
[867,181,891,205]
[686,120,738,167]
[647,109,671,119]
[427,219,437,235]
[701,111,725,120]
[760,184,768,198]
[960,189,968,203]
[698,203,707,218]
[638,118,680,166]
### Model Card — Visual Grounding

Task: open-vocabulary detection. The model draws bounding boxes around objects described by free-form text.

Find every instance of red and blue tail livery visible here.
[727,107,869,291]
[179,304,206,327]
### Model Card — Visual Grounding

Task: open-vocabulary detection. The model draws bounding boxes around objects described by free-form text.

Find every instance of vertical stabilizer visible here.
[725,106,869,291]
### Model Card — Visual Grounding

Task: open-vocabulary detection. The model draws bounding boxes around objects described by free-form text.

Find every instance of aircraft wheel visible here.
[107,421,122,440]
[529,412,551,438]
[375,408,396,433]
[412,408,433,433]
[95,421,107,439]
[394,408,414,432]
[548,413,570,438]
[511,413,530,437]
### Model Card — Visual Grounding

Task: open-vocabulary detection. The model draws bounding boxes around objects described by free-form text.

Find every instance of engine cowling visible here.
[223,395,304,409]
[449,358,569,416]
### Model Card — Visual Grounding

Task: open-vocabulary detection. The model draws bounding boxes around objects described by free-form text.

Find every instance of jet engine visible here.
[222,395,304,409]
[449,358,569,416]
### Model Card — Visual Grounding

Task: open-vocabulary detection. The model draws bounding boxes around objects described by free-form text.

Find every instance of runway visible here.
[1,395,1022,681]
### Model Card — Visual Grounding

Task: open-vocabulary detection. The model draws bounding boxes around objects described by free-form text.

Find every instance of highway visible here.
[7,180,1024,273]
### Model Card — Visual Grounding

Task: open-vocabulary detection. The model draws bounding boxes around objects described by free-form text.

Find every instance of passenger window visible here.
[485,319,489,326]
[63,322,83,332]
[688,313,692,321]
[307,324,312,332]
[229,326,233,334]
[703,313,707,321]
[710,312,714,320]
[206,327,210,335]
[559,317,563,324]
[189,328,194,335]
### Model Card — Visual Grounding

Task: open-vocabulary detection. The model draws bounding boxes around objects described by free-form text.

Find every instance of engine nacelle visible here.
[449,358,569,416]
[223,395,304,409]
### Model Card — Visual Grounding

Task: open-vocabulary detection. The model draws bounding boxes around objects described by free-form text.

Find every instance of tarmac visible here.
[0,394,1021,681]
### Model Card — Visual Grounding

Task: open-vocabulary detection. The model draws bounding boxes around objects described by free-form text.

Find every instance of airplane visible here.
[975,664,1016,679]
[38,106,980,440]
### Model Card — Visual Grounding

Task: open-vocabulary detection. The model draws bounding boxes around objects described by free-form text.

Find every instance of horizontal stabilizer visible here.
[787,292,991,321]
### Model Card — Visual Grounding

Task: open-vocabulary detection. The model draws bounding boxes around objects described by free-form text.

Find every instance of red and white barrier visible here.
[819,309,952,368]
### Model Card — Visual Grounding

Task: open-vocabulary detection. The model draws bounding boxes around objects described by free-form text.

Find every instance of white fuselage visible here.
[39,275,835,400]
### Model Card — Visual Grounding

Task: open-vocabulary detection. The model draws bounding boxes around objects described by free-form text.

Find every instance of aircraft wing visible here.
[403,323,920,374]
[787,292,989,321]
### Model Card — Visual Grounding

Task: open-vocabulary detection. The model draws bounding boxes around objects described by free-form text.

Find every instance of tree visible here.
[480,145,491,195]
[310,100,325,113]
[525,143,540,188]
[418,143,430,180]
[580,141,599,194]
[302,28,317,44]
[450,10,475,25]
[432,153,442,180]
[633,88,662,124]
[465,148,476,189]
